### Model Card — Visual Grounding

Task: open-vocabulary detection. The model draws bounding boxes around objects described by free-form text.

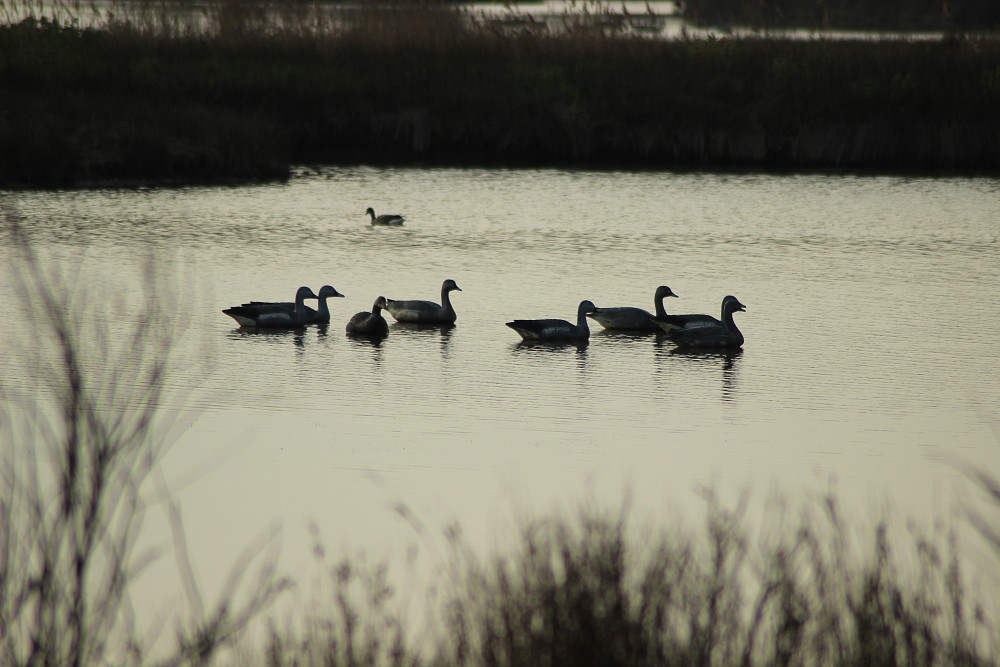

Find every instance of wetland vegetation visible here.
[678,0,1000,31]
[1,0,999,186]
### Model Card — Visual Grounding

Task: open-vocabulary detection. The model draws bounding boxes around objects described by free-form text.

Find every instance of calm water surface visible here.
[2,167,999,631]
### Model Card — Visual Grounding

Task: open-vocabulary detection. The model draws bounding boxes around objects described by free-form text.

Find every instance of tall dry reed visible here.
[258,492,997,666]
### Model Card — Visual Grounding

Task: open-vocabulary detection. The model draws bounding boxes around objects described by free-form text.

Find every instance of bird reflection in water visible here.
[513,338,589,352]
[345,332,386,368]
[388,322,455,336]
[591,329,656,341]
[512,339,591,373]
[511,339,591,388]
[346,332,385,349]
[227,325,308,352]
[389,322,456,355]
[655,335,743,402]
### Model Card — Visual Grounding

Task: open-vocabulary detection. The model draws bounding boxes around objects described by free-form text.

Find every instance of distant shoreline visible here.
[2,14,998,187]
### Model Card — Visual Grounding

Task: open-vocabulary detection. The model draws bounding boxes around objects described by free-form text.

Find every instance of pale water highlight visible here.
[2,167,999,637]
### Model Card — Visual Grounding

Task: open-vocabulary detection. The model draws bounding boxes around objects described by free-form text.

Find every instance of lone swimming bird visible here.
[366,207,405,226]
[346,296,390,337]
[385,279,462,324]
[244,285,345,324]
[664,296,746,348]
[587,285,679,331]
[223,286,318,328]
[506,300,598,342]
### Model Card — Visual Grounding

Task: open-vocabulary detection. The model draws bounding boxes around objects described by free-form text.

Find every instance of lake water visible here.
[2,167,999,645]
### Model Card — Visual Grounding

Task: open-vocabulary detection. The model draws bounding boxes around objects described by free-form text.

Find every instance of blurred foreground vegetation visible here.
[2,204,1000,665]
[1,0,999,185]
[270,496,1000,667]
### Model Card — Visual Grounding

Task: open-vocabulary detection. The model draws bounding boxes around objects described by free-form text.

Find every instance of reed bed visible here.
[2,0,1000,184]
[679,0,1000,31]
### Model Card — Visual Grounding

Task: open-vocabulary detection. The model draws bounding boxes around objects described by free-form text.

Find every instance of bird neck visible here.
[721,304,740,333]
[440,287,455,314]
[654,294,669,318]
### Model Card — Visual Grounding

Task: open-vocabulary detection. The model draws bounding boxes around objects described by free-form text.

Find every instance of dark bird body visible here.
[588,285,678,332]
[346,296,390,336]
[366,207,405,226]
[664,296,746,348]
[506,300,598,342]
[649,291,736,333]
[244,285,345,324]
[385,279,462,324]
[223,286,318,328]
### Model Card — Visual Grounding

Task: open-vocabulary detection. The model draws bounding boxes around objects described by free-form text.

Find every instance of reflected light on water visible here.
[2,167,1000,643]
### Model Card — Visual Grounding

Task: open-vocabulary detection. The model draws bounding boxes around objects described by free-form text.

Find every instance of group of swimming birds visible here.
[222,280,748,349]
[223,207,745,346]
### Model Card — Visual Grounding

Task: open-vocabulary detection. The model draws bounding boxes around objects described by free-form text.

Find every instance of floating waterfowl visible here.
[366,207,405,226]
[588,285,679,331]
[346,296,390,336]
[244,284,345,324]
[649,291,733,333]
[385,279,462,324]
[506,300,598,342]
[664,296,746,348]
[223,286,318,328]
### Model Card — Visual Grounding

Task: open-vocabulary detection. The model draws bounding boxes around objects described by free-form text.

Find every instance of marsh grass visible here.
[2,0,1000,184]
[430,495,994,667]
[678,0,1000,31]
[257,493,997,667]
[261,523,415,667]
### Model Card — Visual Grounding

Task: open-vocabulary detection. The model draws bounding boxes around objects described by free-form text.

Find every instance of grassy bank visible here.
[1,3,1000,185]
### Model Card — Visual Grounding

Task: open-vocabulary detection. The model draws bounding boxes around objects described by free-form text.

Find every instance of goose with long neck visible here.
[346,296,390,336]
[366,207,405,226]
[587,285,679,331]
[244,285,345,324]
[385,279,462,324]
[665,296,746,348]
[650,292,733,333]
[223,286,318,328]
[506,300,597,342]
